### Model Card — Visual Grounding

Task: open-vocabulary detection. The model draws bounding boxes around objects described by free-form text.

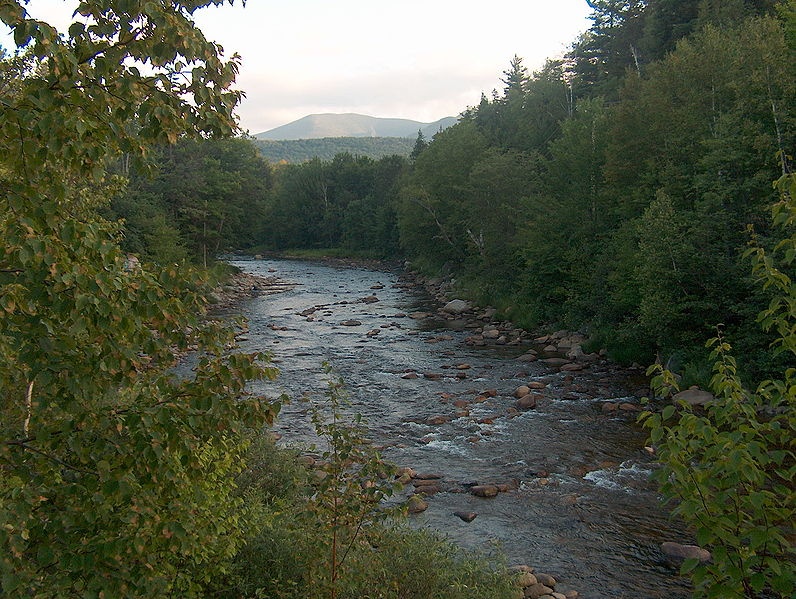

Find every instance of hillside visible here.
[255,113,456,140]
[253,136,415,163]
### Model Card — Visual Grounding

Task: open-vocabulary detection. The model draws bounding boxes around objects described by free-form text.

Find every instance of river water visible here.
[229,258,692,599]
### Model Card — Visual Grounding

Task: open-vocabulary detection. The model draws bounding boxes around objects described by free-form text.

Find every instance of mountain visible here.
[254,113,457,141]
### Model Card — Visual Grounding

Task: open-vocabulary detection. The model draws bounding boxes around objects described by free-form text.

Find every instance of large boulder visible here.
[441,299,471,314]
[515,394,538,410]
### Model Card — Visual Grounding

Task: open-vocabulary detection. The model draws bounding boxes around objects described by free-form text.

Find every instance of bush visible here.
[640,173,796,598]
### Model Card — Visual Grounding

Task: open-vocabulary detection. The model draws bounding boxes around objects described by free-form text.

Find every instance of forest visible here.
[1,0,794,597]
[116,1,793,381]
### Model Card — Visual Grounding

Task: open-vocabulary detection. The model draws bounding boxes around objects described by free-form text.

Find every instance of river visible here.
[228,258,692,599]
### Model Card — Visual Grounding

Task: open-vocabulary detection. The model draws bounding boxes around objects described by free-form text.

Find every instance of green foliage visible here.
[0,1,283,595]
[110,137,274,265]
[640,173,796,598]
[0,193,281,596]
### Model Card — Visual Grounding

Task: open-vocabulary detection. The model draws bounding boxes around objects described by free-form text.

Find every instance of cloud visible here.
[2,0,592,133]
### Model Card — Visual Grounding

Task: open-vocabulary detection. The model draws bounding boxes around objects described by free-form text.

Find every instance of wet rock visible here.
[541,357,571,366]
[515,394,538,410]
[601,402,619,412]
[514,385,531,398]
[661,541,712,564]
[453,511,478,522]
[516,352,538,362]
[423,372,444,380]
[425,415,449,425]
[401,372,418,379]
[470,484,499,498]
[413,472,443,480]
[527,381,546,389]
[340,319,361,326]
[483,328,501,339]
[414,484,441,495]
[560,363,584,372]
[409,311,432,319]
[359,295,379,303]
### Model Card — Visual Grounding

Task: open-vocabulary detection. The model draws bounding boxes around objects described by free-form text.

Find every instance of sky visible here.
[1,1,593,135]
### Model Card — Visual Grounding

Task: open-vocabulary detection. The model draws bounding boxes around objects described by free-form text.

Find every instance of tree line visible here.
[116,1,793,381]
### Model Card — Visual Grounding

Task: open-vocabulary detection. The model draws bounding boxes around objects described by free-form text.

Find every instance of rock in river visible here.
[470,484,499,498]
[661,542,711,564]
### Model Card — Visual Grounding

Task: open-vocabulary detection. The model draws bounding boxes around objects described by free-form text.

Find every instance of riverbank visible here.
[210,269,295,309]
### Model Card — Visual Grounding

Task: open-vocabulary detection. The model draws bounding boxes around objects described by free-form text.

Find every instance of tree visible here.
[500,54,529,96]
[0,0,280,595]
[569,0,647,98]
[410,130,428,161]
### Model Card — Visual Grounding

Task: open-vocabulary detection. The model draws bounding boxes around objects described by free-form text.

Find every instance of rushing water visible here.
[229,258,692,599]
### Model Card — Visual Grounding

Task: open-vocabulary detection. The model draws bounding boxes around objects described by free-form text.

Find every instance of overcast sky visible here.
[2,1,592,134]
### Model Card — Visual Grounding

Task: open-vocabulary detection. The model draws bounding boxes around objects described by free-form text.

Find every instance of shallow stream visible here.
[230,258,692,599]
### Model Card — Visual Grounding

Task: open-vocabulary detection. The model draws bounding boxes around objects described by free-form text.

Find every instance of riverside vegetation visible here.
[1,0,794,598]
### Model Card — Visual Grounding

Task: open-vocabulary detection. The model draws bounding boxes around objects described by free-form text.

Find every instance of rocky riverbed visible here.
[219,258,696,598]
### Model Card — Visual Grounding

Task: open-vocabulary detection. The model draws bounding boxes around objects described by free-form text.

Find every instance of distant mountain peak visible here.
[254,113,457,141]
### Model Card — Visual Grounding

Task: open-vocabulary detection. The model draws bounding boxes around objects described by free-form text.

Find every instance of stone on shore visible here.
[516,571,538,587]
[535,572,557,587]
[442,299,471,314]
[524,582,554,598]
